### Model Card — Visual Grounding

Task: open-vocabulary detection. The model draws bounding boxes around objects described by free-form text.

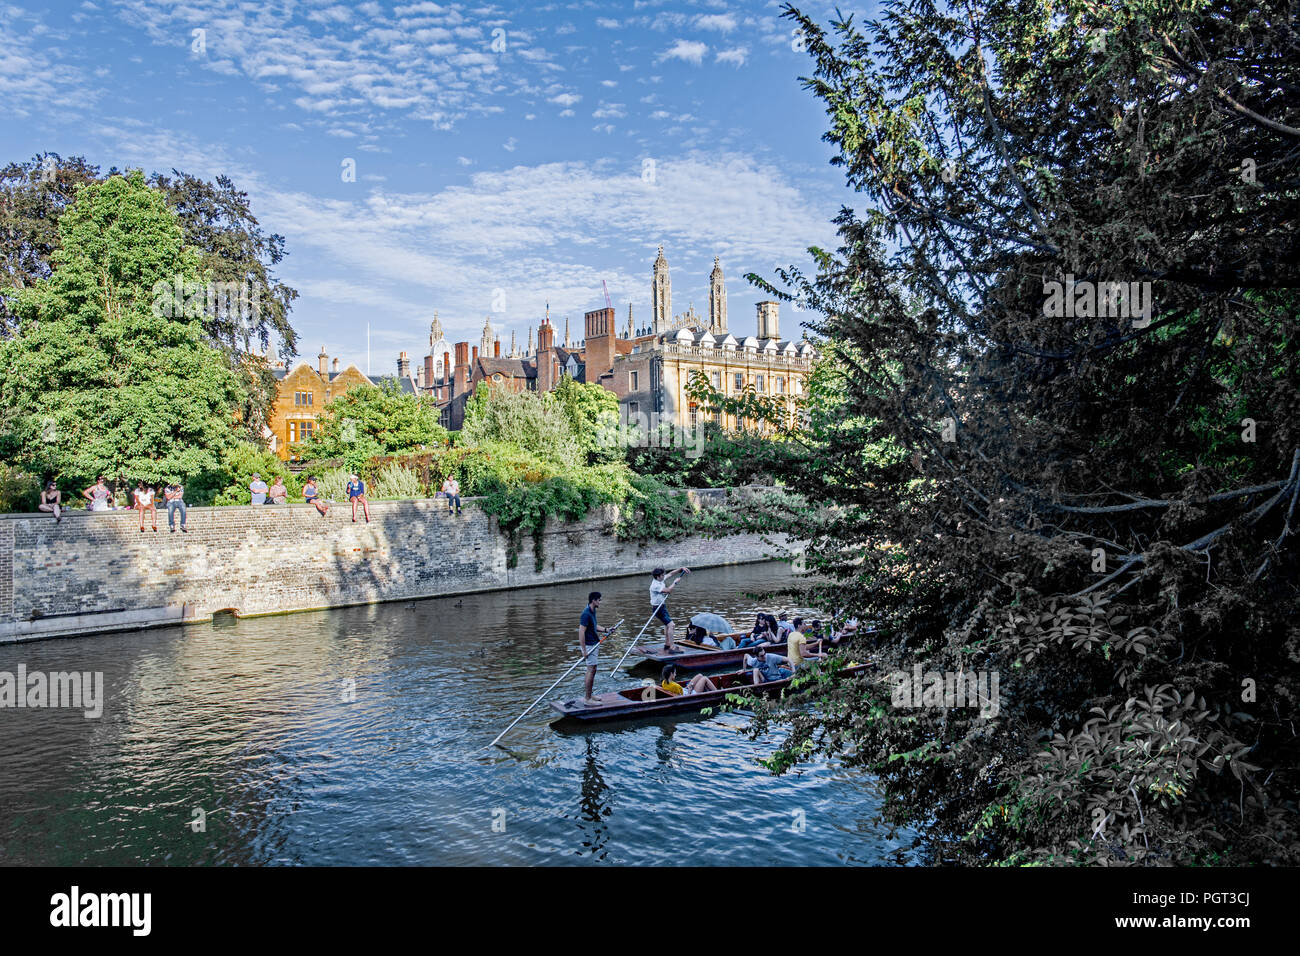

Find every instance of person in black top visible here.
[578,592,611,705]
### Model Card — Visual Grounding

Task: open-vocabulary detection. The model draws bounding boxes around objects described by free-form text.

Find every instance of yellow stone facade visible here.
[268,351,376,460]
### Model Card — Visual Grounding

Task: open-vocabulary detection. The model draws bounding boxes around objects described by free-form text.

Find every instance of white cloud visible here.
[716,46,748,67]
[696,14,737,33]
[596,18,620,29]
[548,92,582,107]
[657,40,708,65]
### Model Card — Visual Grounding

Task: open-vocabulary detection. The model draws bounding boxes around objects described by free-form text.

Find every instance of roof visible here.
[476,356,536,379]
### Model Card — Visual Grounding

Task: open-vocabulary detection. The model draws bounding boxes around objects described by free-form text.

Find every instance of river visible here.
[0,560,916,865]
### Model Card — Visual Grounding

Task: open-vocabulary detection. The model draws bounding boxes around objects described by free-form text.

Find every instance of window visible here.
[756,374,765,393]
[776,377,786,394]
[688,403,698,428]
[712,410,721,426]
[288,422,296,444]
[710,370,720,389]
[734,373,744,391]
[628,402,639,420]
[300,421,313,441]
[631,370,639,391]
[294,391,313,407]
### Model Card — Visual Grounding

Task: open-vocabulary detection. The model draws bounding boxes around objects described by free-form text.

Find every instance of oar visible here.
[608,568,691,675]
[489,618,624,749]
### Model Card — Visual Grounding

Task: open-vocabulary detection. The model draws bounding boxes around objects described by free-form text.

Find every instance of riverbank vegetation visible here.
[723,0,1300,866]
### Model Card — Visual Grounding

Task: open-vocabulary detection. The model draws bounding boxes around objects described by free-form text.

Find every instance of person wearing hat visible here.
[649,566,690,653]
[249,473,268,505]
[345,473,370,523]
[37,480,62,523]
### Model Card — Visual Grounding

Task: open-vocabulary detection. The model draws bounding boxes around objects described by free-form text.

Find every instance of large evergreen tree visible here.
[0,171,245,489]
[720,0,1300,865]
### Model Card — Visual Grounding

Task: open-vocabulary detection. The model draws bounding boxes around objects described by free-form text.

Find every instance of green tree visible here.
[550,374,622,463]
[737,0,1300,866]
[459,382,584,469]
[300,379,448,472]
[0,170,246,492]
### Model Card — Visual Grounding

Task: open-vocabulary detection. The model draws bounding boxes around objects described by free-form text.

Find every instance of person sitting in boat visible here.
[746,646,793,684]
[696,626,720,648]
[660,664,718,696]
[788,618,828,669]
[737,614,772,649]
[716,632,737,650]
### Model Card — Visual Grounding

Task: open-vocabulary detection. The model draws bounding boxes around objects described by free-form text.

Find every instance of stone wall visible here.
[0,494,793,643]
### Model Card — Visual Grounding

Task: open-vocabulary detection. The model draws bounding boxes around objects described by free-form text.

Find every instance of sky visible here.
[2,0,872,374]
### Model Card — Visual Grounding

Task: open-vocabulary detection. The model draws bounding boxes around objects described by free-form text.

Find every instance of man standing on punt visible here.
[649,566,690,653]
[579,592,614,706]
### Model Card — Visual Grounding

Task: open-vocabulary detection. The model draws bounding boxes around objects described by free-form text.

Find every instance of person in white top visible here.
[649,566,690,652]
[441,476,461,515]
[133,480,157,532]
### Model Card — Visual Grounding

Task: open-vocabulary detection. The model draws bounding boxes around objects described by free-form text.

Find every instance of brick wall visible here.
[0,494,793,643]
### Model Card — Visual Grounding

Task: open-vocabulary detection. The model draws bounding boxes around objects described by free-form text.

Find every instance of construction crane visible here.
[602,280,613,310]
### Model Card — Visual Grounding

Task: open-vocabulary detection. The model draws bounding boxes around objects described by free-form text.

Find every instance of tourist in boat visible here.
[38,481,62,523]
[579,591,613,705]
[717,631,737,650]
[660,664,718,696]
[737,614,769,648]
[776,612,795,637]
[650,566,689,652]
[696,625,720,648]
[788,618,827,668]
[747,646,793,684]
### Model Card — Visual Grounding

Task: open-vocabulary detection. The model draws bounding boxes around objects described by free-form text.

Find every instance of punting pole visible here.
[489,619,623,749]
[608,567,691,675]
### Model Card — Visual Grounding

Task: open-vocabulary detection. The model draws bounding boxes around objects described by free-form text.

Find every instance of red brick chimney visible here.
[537,319,555,392]
[494,340,501,358]
[453,342,470,397]
[584,307,616,381]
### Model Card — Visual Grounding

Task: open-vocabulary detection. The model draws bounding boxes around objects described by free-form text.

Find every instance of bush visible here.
[0,464,40,513]
[370,462,422,500]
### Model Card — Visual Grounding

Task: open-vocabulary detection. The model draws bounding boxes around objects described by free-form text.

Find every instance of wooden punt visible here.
[626,629,873,672]
[551,662,873,723]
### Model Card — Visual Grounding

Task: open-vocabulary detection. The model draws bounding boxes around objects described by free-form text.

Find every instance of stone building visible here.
[269,347,418,460]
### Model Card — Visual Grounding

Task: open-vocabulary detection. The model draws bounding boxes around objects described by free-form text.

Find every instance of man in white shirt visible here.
[441,475,461,515]
[650,566,689,652]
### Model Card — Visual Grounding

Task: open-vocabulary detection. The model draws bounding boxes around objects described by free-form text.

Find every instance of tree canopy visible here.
[0,170,245,488]
[722,0,1300,866]
[300,379,448,470]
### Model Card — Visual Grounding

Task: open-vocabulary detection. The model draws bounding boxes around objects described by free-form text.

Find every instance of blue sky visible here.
[3,0,871,373]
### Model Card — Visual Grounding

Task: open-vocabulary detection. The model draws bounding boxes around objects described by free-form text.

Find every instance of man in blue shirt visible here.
[747,646,793,684]
[578,592,611,705]
[346,474,370,523]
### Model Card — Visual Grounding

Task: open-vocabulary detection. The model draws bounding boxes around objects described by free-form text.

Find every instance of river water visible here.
[0,561,916,866]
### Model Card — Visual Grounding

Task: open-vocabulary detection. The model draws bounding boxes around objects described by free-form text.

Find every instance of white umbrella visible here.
[690,612,734,634]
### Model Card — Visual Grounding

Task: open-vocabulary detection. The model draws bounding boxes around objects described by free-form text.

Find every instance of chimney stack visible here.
[332,357,340,372]
[398,351,411,378]
[454,342,470,397]
[756,301,780,340]
[494,339,501,358]
[318,347,328,376]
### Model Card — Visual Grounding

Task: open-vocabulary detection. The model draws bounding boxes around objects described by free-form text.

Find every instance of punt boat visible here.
[551,662,873,722]
[626,629,874,673]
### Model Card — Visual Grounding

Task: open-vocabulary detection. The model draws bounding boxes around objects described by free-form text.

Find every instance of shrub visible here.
[370,462,422,500]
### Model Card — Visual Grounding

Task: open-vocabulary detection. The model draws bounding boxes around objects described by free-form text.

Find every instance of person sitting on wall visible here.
[38,480,62,523]
[249,473,268,505]
[164,481,188,533]
[303,475,330,517]
[441,475,461,516]
[660,664,717,697]
[82,476,112,512]
[268,476,289,505]
[346,473,371,523]
[133,480,157,532]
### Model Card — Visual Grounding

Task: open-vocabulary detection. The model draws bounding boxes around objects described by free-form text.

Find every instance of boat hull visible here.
[550,663,872,723]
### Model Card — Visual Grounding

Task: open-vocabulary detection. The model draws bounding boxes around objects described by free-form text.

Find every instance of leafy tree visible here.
[0,170,245,492]
[300,379,448,472]
[459,382,585,470]
[0,153,101,330]
[550,374,622,463]
[732,0,1300,866]
[0,155,300,438]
